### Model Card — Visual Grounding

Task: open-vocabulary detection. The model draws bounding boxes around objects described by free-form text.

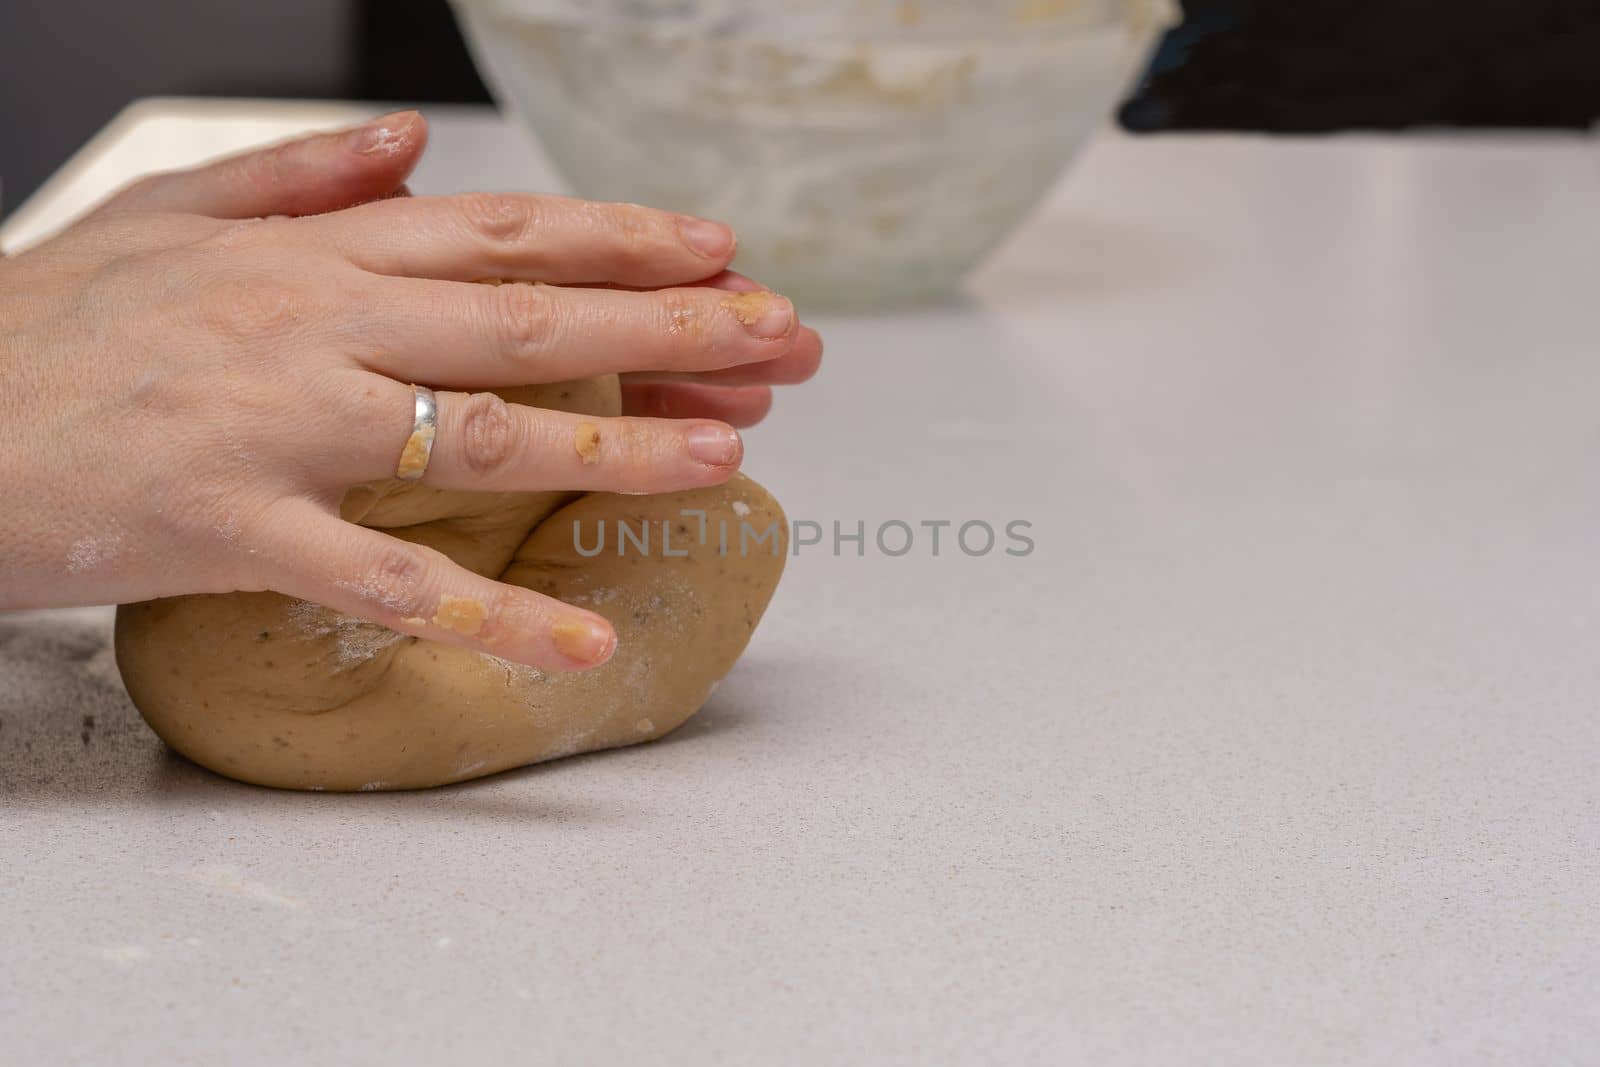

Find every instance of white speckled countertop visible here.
[3,101,1599,1065]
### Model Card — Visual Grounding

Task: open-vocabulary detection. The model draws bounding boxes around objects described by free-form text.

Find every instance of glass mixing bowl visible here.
[450,0,1176,308]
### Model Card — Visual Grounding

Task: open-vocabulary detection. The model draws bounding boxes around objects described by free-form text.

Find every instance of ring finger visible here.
[329,374,746,494]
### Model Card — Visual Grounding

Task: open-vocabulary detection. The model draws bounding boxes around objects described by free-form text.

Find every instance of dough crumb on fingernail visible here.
[719,291,769,326]
[402,616,427,627]
[552,621,610,663]
[575,423,602,464]
[432,596,487,636]
[720,291,792,339]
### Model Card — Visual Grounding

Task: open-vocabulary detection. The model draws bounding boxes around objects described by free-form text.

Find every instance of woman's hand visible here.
[0,110,821,669]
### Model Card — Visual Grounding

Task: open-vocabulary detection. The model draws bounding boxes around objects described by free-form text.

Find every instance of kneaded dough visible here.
[114,376,787,791]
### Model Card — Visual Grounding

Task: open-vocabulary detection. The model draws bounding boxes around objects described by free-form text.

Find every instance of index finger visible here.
[99,111,426,220]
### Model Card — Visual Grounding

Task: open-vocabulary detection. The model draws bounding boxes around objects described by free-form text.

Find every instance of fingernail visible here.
[552,620,615,665]
[679,216,735,259]
[351,110,419,156]
[686,424,742,467]
[720,291,794,340]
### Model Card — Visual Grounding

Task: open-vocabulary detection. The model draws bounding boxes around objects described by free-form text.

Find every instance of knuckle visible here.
[494,281,557,359]
[601,419,658,473]
[481,587,546,646]
[627,421,665,464]
[604,202,667,261]
[199,276,308,341]
[460,192,538,246]
[456,391,520,477]
[659,292,711,345]
[351,541,432,618]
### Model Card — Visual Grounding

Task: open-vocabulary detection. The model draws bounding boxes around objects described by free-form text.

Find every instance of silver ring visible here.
[395,384,437,482]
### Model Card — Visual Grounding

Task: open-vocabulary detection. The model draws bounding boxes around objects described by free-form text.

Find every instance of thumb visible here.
[99,109,427,220]
[258,500,618,673]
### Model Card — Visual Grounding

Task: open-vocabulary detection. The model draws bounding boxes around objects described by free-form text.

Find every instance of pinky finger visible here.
[262,498,615,671]
[619,382,774,427]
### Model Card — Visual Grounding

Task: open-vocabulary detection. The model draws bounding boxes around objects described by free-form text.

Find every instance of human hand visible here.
[0,110,821,670]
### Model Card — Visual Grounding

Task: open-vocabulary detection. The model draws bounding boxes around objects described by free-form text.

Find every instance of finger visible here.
[333,377,745,493]
[619,383,774,427]
[662,269,826,386]
[580,268,764,296]
[622,325,824,388]
[354,277,797,387]
[304,192,737,288]
[699,270,765,292]
[263,498,616,671]
[98,110,426,219]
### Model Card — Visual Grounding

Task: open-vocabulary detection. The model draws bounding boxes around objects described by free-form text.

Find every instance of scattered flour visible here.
[214,515,243,545]
[483,653,545,688]
[286,600,407,668]
[564,586,619,607]
[668,306,697,334]
[362,123,409,157]
[185,864,303,910]
[453,758,489,779]
[334,574,417,615]
[65,525,126,573]
[99,945,148,967]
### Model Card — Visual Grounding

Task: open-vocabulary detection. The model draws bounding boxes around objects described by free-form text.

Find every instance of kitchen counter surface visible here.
[3,100,1598,1065]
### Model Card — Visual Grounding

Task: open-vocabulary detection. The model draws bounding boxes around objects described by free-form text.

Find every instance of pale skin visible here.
[0,110,822,671]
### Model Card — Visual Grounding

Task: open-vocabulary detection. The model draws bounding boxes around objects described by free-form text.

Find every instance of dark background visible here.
[1125,0,1600,132]
[3,0,1599,218]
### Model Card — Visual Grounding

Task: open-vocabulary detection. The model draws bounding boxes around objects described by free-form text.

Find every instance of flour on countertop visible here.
[184,864,304,910]
[98,945,148,968]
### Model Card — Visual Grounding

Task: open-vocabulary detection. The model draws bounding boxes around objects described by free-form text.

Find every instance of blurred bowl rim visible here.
[448,0,1180,45]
